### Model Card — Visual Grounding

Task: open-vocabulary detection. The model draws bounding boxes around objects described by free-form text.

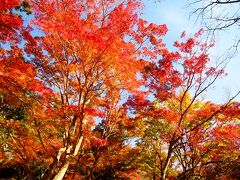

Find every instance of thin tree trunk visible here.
[161,155,171,180]
[161,142,174,180]
[52,135,84,180]
[53,160,70,180]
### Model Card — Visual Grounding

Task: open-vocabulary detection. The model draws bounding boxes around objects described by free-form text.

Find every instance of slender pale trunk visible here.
[161,155,171,180]
[161,140,174,180]
[53,161,70,180]
[52,135,84,180]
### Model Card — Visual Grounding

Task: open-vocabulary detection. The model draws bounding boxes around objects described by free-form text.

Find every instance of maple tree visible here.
[126,30,240,179]
[0,1,55,179]
[0,0,240,179]
[16,0,167,179]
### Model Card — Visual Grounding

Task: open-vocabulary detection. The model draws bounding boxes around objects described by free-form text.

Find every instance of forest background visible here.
[0,0,240,180]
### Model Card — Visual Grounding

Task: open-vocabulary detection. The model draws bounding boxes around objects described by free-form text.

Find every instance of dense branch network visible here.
[188,0,240,46]
[0,0,240,180]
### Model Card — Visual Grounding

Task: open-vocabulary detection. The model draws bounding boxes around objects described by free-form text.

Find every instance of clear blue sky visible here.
[142,0,240,103]
[20,0,240,103]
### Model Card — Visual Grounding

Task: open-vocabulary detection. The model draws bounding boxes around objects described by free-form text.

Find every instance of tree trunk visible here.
[53,160,70,180]
[51,135,84,180]
[161,143,173,180]
[161,155,171,180]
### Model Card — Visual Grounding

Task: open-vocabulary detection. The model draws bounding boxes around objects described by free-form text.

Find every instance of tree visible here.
[126,30,240,179]
[1,0,240,179]
[187,0,240,47]
[18,0,168,179]
[188,0,240,30]
[0,1,55,179]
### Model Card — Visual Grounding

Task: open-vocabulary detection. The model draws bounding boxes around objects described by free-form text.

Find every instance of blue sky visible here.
[18,0,240,103]
[142,0,240,103]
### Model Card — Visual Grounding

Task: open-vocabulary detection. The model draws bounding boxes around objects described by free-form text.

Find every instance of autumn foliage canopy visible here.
[0,0,239,180]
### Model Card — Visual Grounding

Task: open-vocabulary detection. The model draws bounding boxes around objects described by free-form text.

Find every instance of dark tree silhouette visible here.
[187,0,240,47]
